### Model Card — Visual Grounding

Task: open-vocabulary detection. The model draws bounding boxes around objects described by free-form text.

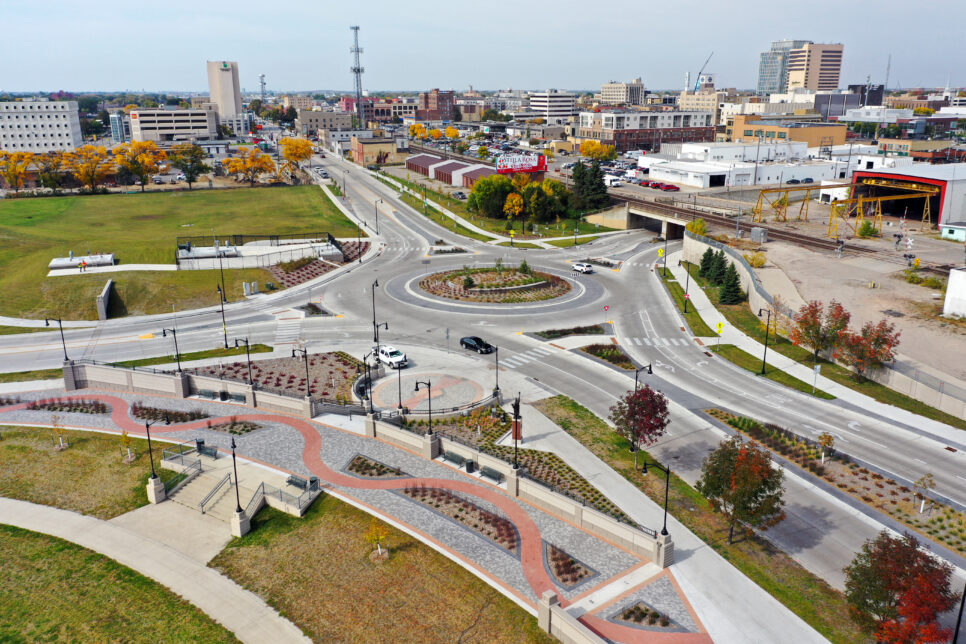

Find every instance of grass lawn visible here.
[0,426,178,519]
[544,235,601,248]
[113,343,273,368]
[0,186,359,319]
[496,241,543,249]
[398,192,495,241]
[0,325,48,335]
[711,344,835,399]
[0,368,65,383]
[657,268,716,336]
[683,262,966,431]
[210,496,552,644]
[533,395,870,644]
[0,525,238,643]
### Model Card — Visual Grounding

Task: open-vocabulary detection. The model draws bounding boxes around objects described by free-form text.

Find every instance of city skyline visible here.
[3,0,965,94]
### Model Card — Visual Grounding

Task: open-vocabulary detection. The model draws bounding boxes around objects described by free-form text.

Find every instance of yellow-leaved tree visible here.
[444,126,459,139]
[429,128,443,140]
[279,137,314,169]
[67,145,111,192]
[364,517,391,556]
[114,141,167,192]
[409,123,427,139]
[222,148,275,186]
[580,140,618,161]
[503,192,524,220]
[0,151,35,193]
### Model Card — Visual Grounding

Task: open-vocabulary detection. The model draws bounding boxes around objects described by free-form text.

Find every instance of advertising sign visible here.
[496,153,547,174]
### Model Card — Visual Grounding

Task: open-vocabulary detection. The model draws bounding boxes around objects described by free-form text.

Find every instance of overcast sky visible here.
[3,0,964,94]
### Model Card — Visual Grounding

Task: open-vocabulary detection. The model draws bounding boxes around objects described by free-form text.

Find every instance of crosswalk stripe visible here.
[531,347,552,355]
[511,354,532,364]
[643,338,652,346]
[502,357,524,366]
[632,338,642,345]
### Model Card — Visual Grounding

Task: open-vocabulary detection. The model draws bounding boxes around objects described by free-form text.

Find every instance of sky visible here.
[3,0,965,94]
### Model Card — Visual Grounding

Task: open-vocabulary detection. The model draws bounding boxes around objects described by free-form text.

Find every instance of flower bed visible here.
[131,402,208,424]
[419,267,570,303]
[546,544,594,587]
[346,454,407,479]
[708,408,966,556]
[581,344,635,370]
[0,396,22,407]
[401,407,629,521]
[26,398,109,415]
[402,485,518,552]
[535,325,605,340]
[187,352,362,402]
[619,603,672,628]
[204,417,260,435]
[267,259,338,289]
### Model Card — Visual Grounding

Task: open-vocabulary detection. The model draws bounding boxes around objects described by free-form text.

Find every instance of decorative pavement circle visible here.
[370,371,484,412]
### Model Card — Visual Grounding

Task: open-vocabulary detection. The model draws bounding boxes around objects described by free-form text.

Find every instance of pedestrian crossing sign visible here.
[716,322,724,334]
[657,248,665,257]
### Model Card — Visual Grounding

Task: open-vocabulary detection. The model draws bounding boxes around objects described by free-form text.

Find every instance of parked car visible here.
[801,177,814,184]
[660,184,680,192]
[452,191,467,200]
[378,345,408,369]
[176,173,186,182]
[460,336,494,354]
[572,262,594,274]
[786,178,801,184]
[649,182,665,189]
[152,176,164,184]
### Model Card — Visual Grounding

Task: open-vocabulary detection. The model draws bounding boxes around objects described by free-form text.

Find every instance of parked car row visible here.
[785,178,814,184]
[637,180,679,192]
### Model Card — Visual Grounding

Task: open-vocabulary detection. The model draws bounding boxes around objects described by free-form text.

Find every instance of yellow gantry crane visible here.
[826,185,938,238]
[752,184,852,224]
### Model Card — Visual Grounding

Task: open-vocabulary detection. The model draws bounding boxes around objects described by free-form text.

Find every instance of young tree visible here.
[835,319,900,380]
[278,137,313,169]
[364,517,391,557]
[221,148,275,186]
[697,437,786,543]
[913,473,936,515]
[843,531,958,640]
[817,432,835,464]
[456,142,469,155]
[609,385,670,468]
[113,141,166,192]
[408,123,427,139]
[523,184,550,223]
[582,161,610,210]
[698,247,715,277]
[0,151,35,193]
[478,145,489,159]
[167,143,212,190]
[718,262,745,304]
[35,151,67,193]
[429,128,443,140]
[444,126,459,139]
[790,300,851,364]
[67,145,110,192]
[467,174,513,219]
[503,192,524,221]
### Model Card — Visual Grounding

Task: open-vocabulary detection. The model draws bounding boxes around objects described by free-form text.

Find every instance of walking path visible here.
[0,497,311,644]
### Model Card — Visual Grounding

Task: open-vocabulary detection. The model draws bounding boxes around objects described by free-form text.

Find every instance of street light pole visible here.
[161,328,182,372]
[397,363,403,410]
[634,364,653,390]
[143,414,168,479]
[216,285,228,349]
[415,380,432,435]
[512,394,521,469]
[45,317,68,361]
[757,308,771,376]
[494,346,500,393]
[230,436,242,513]
[233,338,253,385]
[213,234,226,300]
[680,259,691,313]
[374,198,383,235]
[291,347,312,398]
[642,458,671,536]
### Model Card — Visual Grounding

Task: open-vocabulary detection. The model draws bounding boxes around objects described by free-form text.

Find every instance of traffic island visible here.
[419,265,571,303]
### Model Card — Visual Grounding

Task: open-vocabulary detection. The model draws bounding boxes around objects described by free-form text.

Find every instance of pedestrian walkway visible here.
[272,310,304,347]
[499,345,554,369]
[0,497,311,644]
[665,249,966,446]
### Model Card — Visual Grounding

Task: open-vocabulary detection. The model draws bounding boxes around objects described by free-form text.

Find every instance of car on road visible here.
[378,345,408,369]
[786,178,801,184]
[801,177,814,184]
[452,191,467,200]
[572,262,593,274]
[460,336,494,354]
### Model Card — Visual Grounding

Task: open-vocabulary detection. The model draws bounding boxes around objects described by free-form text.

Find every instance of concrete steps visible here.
[168,472,256,523]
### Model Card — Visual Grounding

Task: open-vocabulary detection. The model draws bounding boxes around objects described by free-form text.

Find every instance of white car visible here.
[378,345,408,369]
[572,262,593,274]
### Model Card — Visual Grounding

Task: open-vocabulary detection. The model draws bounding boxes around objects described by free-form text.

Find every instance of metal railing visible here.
[262,481,319,511]
[199,473,232,514]
[245,482,265,517]
[162,443,198,466]
[74,358,173,376]
[164,458,201,494]
[404,392,500,417]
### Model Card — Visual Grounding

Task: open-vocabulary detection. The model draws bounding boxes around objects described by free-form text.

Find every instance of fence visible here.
[244,480,320,518]
[177,246,341,271]
[176,231,338,249]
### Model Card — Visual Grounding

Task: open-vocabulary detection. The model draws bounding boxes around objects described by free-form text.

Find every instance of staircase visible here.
[168,472,255,523]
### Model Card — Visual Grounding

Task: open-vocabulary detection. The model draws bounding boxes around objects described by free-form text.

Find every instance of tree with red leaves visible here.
[835,320,901,380]
[844,531,958,641]
[790,300,851,363]
[696,437,786,543]
[609,385,670,468]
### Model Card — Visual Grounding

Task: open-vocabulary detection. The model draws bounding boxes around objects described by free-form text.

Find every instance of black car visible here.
[460,336,494,354]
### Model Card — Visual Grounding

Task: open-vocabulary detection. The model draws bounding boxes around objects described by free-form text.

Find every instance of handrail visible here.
[199,473,232,514]
[164,458,201,494]
[245,481,265,517]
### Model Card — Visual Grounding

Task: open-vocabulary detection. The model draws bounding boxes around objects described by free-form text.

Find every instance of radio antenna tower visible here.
[350,26,365,127]
[258,74,266,103]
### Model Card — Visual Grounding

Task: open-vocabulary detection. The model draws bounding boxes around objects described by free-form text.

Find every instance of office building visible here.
[207,60,243,119]
[575,110,715,152]
[757,39,812,95]
[130,105,218,142]
[730,114,847,147]
[282,95,314,111]
[109,111,131,143]
[220,113,253,137]
[295,110,353,137]
[417,89,455,121]
[848,84,884,107]
[528,90,577,123]
[0,99,83,152]
[601,78,645,106]
[786,43,844,91]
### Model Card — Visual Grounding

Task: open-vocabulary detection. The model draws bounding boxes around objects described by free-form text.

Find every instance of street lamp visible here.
[757,308,772,376]
[641,457,671,536]
[370,279,388,354]
[397,363,403,410]
[511,393,521,469]
[233,338,253,384]
[374,198,383,235]
[361,351,375,413]
[415,380,432,435]
[494,345,500,393]
[230,436,242,513]
[143,413,169,480]
[357,225,363,264]
[216,285,228,349]
[212,232,226,299]
[45,317,68,361]
[291,347,312,398]
[634,364,653,390]
[679,259,691,313]
[161,328,182,372]
[342,169,348,197]
[662,234,669,277]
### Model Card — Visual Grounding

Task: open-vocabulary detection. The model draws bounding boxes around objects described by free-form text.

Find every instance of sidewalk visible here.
[665,250,966,447]
[0,497,310,644]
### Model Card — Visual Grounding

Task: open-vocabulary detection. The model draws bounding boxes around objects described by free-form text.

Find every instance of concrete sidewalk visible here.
[665,250,966,446]
[0,497,310,644]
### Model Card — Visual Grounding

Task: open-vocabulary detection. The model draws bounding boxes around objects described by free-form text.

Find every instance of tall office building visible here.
[600,78,645,105]
[206,61,242,119]
[757,39,812,95]
[528,89,577,123]
[786,43,844,91]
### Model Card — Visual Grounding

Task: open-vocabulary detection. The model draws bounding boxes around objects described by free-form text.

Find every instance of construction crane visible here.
[693,52,713,92]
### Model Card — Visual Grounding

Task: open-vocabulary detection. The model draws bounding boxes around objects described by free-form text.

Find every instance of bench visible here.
[480,466,505,484]
[287,475,309,490]
[441,451,466,468]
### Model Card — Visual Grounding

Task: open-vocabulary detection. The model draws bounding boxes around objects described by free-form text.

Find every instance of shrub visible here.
[277,256,314,273]
[686,218,707,236]
[463,275,475,288]
[744,251,766,268]
[856,220,877,238]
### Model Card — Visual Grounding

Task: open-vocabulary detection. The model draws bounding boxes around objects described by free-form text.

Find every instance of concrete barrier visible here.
[538,592,607,644]
[96,279,114,321]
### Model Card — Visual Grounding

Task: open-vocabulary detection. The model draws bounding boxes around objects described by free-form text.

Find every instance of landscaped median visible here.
[533,395,870,644]
[711,344,835,400]
[657,265,715,337]
[419,263,571,303]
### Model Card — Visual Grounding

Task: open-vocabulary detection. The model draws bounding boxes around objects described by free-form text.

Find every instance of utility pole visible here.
[350,26,365,128]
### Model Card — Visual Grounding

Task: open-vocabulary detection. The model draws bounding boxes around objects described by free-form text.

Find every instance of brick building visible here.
[417,89,455,121]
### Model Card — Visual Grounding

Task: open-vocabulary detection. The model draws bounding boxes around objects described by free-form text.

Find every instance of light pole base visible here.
[230,509,251,538]
[146,476,166,504]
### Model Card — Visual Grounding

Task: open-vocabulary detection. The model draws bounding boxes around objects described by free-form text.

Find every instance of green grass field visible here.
[0,186,359,320]
[712,344,835,399]
[113,344,273,368]
[658,268,716,336]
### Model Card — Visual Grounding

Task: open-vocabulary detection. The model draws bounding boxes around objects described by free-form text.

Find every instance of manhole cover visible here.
[882,309,904,318]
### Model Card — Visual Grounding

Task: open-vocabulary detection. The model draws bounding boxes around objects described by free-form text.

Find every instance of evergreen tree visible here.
[698,247,715,277]
[584,161,610,210]
[571,162,588,210]
[718,263,745,304]
[707,249,727,285]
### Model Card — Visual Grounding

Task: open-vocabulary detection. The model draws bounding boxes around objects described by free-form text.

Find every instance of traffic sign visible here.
[684,293,690,299]
[604,305,610,312]
[715,322,724,334]
[657,248,665,257]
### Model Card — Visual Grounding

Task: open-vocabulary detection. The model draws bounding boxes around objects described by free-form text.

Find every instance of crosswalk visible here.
[499,346,554,369]
[385,245,425,252]
[627,337,692,347]
[274,316,303,346]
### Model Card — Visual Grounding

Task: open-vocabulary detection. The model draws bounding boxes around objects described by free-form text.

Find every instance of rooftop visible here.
[858,163,966,182]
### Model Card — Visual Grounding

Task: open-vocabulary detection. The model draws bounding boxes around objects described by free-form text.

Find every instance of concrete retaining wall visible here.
[539,592,607,644]
[96,280,114,321]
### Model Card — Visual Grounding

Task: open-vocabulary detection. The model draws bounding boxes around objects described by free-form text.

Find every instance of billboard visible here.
[496,153,547,174]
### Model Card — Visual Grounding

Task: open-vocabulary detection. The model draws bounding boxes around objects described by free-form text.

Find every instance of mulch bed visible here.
[187,352,362,401]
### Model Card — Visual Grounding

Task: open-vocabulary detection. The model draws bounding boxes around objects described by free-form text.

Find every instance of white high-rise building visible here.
[207,60,242,119]
[601,78,645,105]
[0,99,83,152]
[528,89,577,123]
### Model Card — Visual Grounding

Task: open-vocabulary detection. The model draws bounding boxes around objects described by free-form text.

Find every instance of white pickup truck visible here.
[378,345,408,369]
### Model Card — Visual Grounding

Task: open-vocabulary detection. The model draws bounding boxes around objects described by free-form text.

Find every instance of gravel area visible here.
[602,575,698,633]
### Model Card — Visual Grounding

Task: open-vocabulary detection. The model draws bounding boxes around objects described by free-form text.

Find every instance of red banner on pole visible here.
[512,419,522,441]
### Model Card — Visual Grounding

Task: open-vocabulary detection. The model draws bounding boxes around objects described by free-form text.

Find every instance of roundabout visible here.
[419,264,570,303]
